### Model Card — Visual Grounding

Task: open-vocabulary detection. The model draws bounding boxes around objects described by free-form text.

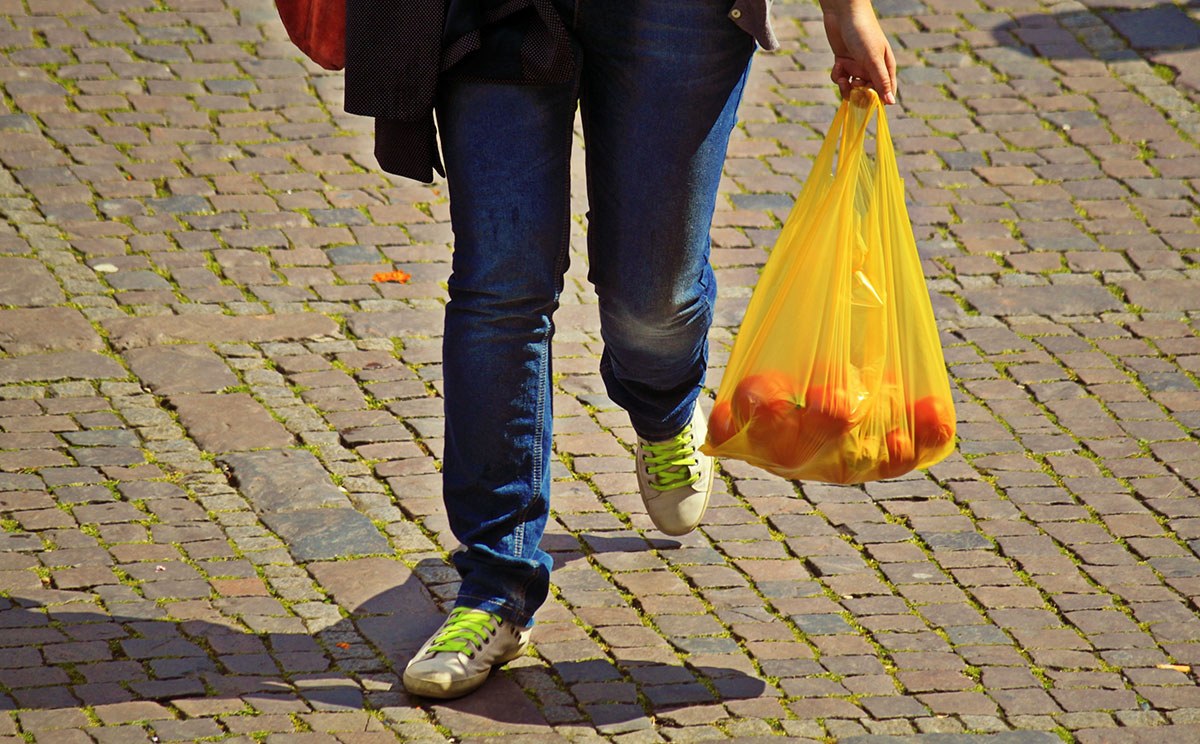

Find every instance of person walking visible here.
[344,0,897,700]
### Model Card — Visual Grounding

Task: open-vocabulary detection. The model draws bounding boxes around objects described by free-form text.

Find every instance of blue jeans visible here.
[436,0,755,627]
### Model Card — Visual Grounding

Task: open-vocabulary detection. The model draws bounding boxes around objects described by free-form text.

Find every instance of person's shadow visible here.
[987,3,1200,88]
[0,533,771,734]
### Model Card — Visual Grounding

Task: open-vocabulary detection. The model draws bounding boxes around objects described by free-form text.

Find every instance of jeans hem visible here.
[632,404,695,442]
[455,592,536,629]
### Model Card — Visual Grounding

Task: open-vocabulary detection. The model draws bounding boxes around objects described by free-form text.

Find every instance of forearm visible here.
[818,0,875,15]
[820,0,897,104]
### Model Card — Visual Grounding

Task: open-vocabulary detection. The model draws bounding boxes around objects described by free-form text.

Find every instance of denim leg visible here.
[435,74,578,627]
[577,0,755,441]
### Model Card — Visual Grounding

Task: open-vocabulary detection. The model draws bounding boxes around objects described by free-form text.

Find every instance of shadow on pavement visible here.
[543,529,685,556]
[0,548,770,731]
[991,3,1200,80]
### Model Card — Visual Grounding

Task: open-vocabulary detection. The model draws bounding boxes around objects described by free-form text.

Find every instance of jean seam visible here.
[497,71,577,600]
[518,73,578,556]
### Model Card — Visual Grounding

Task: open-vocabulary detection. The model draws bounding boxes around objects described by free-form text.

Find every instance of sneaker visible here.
[403,607,531,699]
[635,405,715,536]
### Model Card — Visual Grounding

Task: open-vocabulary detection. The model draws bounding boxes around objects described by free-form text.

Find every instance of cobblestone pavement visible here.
[0,0,1199,742]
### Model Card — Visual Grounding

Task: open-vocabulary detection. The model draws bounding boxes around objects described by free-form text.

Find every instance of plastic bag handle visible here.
[871,91,899,187]
[727,89,884,386]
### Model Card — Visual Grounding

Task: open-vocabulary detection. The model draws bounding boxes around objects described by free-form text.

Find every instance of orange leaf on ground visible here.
[336,642,351,649]
[372,270,411,283]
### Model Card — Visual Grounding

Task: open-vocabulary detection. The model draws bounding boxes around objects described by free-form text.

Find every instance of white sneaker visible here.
[402,607,531,699]
[635,405,715,536]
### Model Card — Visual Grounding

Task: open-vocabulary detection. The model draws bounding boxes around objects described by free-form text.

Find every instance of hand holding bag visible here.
[275,0,345,71]
[701,87,956,484]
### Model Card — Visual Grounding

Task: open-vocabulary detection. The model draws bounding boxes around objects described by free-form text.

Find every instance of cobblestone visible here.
[0,0,1197,740]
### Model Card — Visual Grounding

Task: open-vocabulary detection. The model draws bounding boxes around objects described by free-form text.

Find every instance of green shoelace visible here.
[643,424,701,492]
[427,607,501,658]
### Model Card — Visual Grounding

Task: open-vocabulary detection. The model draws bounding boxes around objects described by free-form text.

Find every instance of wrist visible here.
[820,0,873,16]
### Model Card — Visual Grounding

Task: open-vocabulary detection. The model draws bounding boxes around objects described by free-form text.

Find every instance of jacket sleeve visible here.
[344,0,444,120]
[344,0,446,182]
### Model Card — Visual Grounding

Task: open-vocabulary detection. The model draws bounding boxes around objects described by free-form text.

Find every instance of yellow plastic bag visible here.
[701,88,955,484]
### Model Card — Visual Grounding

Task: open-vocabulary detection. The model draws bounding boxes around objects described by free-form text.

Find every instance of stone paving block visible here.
[123,344,238,394]
[1120,280,1200,312]
[1105,7,1200,50]
[355,612,446,662]
[335,735,407,744]
[169,393,293,453]
[960,286,1123,316]
[73,502,146,524]
[150,718,224,742]
[0,351,125,383]
[429,677,556,733]
[344,310,445,339]
[0,307,103,354]
[261,509,389,562]
[92,701,173,725]
[307,557,437,616]
[0,258,64,307]
[841,735,1061,743]
[219,449,348,512]
[102,313,339,350]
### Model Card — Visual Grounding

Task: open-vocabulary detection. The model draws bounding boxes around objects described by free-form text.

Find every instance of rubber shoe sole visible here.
[402,639,529,699]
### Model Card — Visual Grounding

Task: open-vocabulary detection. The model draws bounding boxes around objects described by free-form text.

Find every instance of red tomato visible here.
[733,371,818,469]
[912,395,955,453]
[879,427,916,479]
[747,397,813,470]
[707,400,738,447]
[800,383,858,437]
[732,370,795,428]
